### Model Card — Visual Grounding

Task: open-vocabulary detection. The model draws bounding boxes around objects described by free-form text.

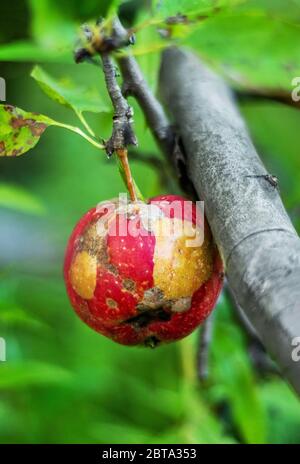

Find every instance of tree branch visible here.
[112,18,175,158]
[225,285,278,374]
[236,87,300,110]
[114,18,197,197]
[159,47,300,395]
[118,54,174,154]
[100,52,137,157]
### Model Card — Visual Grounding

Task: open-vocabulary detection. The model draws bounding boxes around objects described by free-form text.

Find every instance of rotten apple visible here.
[64,195,223,347]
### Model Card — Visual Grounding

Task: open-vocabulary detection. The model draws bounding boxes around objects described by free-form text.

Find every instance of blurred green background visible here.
[1,0,300,444]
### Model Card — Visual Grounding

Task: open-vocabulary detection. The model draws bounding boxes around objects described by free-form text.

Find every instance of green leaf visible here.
[241,102,300,232]
[239,0,300,22]
[92,420,158,444]
[0,104,104,157]
[131,12,161,92]
[259,380,300,444]
[31,66,109,115]
[0,362,72,390]
[0,0,76,63]
[210,297,267,444]
[28,0,76,50]
[186,9,300,91]
[152,0,240,19]
[0,306,46,330]
[0,41,72,63]
[0,183,45,215]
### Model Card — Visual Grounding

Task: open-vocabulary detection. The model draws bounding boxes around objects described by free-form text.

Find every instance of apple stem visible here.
[117,148,137,202]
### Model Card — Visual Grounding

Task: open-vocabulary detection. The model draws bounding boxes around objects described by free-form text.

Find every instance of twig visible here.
[112,17,175,158]
[236,87,300,110]
[119,55,174,154]
[100,50,138,201]
[112,18,197,198]
[100,52,137,157]
[75,20,139,200]
[197,315,214,383]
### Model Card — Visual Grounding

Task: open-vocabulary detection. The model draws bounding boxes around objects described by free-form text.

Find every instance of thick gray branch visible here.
[159,47,300,394]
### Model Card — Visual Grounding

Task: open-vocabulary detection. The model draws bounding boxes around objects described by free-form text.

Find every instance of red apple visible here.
[64,195,223,347]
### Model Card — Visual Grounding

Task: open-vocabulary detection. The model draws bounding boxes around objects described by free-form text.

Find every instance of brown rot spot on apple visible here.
[136,287,165,311]
[171,297,191,313]
[126,307,171,329]
[123,278,136,292]
[64,195,224,347]
[106,298,118,308]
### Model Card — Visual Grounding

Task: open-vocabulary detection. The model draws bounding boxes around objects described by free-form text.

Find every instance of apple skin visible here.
[64,195,224,347]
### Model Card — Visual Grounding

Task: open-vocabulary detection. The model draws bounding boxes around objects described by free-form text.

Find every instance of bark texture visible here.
[159,47,300,394]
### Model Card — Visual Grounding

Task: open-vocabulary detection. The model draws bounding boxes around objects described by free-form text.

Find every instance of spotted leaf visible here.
[0,104,55,157]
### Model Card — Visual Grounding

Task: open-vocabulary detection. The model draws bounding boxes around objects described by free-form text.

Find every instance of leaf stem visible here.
[54,121,104,149]
[75,110,96,137]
